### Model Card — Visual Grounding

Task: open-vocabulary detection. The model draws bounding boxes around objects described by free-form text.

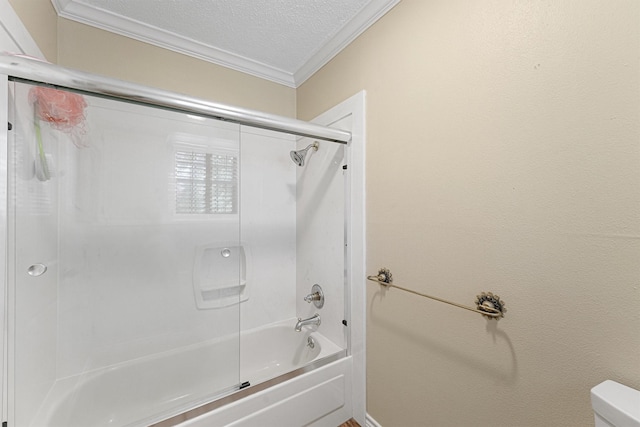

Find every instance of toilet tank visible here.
[591,380,640,427]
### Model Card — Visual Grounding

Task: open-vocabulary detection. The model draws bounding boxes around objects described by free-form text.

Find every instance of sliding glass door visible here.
[7,80,242,426]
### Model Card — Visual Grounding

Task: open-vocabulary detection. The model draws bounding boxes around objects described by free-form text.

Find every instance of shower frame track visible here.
[0,54,351,144]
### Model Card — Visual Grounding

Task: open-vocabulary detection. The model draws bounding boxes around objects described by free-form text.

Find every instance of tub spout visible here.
[295,313,321,332]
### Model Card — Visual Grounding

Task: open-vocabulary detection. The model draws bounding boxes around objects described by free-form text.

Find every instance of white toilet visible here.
[591,380,640,427]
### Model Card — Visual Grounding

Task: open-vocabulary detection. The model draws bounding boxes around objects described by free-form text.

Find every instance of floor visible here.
[339,419,361,427]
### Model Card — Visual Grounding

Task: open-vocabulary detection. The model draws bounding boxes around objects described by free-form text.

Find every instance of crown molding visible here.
[50,0,400,88]
[293,0,400,86]
[52,0,297,87]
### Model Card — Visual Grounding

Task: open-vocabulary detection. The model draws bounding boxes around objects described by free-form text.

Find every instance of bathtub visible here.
[29,318,345,427]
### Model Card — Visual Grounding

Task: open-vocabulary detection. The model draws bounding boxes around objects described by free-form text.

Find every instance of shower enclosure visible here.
[0,55,365,426]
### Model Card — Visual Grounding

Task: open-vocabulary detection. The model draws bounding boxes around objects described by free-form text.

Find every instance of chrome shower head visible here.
[290,142,318,167]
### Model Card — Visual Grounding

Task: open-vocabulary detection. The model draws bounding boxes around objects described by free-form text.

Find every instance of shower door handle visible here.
[27,263,47,277]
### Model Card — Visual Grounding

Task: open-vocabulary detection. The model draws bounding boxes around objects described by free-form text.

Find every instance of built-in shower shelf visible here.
[193,244,250,309]
[200,282,248,306]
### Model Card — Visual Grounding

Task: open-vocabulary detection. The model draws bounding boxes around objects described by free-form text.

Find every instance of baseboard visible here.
[366,413,382,427]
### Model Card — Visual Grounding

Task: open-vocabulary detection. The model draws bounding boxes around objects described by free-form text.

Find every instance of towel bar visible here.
[367,268,506,319]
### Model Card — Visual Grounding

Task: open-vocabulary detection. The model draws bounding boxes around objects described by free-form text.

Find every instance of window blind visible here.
[175,150,238,214]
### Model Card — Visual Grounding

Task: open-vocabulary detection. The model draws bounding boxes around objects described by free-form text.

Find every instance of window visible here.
[175,150,238,215]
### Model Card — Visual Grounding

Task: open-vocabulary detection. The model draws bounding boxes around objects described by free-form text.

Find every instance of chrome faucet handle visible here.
[303,284,324,308]
[304,293,321,303]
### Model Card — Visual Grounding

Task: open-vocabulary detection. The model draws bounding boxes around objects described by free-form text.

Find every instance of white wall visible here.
[295,133,347,348]
[299,1,640,426]
[53,94,243,377]
[239,126,297,331]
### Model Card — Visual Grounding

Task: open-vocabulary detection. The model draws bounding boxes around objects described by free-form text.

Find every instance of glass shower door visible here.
[7,81,242,427]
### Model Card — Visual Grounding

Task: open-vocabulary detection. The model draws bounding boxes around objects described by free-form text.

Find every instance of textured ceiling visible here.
[51,0,400,87]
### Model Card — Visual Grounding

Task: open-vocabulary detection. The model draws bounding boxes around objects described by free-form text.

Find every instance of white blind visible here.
[175,150,238,214]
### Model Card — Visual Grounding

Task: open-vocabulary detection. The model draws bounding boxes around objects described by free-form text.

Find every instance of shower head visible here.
[290,142,319,167]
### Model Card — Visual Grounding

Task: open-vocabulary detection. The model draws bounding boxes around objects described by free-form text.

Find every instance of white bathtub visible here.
[29,319,344,427]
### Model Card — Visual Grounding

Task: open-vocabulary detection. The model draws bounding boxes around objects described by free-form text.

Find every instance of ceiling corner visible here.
[295,0,401,87]
[49,0,70,15]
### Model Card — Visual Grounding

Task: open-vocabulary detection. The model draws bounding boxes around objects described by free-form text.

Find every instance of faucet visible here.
[295,313,321,332]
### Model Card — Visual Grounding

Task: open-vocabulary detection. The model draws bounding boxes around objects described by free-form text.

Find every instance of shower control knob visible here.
[304,284,324,309]
[304,292,321,302]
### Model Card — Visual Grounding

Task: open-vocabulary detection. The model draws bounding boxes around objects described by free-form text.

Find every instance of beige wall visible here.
[7,0,57,61]
[57,19,295,116]
[299,1,640,426]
